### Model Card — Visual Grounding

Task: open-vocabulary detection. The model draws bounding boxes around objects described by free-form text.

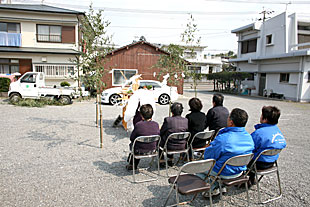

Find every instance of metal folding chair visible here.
[246,149,283,204]
[211,153,254,207]
[190,130,215,160]
[210,127,224,142]
[129,135,161,183]
[160,132,191,177]
[164,159,216,207]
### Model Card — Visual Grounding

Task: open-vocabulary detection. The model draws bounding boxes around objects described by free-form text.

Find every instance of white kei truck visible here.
[8,72,75,105]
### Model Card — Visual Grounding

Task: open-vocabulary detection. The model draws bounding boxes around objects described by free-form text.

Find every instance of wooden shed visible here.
[101,41,184,94]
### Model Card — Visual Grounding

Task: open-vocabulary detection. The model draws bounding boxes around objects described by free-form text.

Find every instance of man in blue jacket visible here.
[200,108,254,196]
[248,106,286,185]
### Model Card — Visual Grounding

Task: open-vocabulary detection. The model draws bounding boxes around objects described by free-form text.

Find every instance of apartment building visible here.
[230,12,310,102]
[0,4,84,87]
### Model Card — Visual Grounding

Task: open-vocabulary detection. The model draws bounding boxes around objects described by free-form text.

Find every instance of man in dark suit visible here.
[126,104,160,170]
[205,93,229,133]
[159,102,188,166]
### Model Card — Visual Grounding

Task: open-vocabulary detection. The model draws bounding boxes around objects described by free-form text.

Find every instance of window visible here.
[280,73,290,83]
[184,52,197,59]
[308,72,310,82]
[139,81,161,89]
[0,58,19,74]
[21,73,36,83]
[37,25,61,42]
[112,69,137,86]
[0,22,20,33]
[266,34,273,45]
[241,39,257,54]
[247,73,255,80]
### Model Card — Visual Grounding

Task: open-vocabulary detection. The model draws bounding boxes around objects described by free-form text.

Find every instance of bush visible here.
[0,77,11,92]
[60,81,70,87]
[10,98,65,107]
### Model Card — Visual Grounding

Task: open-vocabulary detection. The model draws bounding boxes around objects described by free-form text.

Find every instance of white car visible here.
[101,80,179,105]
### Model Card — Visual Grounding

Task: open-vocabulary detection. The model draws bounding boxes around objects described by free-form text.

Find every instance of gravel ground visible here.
[0,90,310,207]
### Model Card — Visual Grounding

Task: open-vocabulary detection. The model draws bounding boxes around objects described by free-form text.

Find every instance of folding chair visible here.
[211,127,224,142]
[246,149,283,204]
[164,159,216,207]
[190,130,215,160]
[211,153,254,207]
[160,132,191,177]
[129,135,161,183]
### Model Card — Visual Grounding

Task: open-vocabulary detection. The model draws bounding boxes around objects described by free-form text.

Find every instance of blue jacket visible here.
[251,123,286,162]
[204,127,254,176]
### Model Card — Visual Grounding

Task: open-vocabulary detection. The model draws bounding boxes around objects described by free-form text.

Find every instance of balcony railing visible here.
[36,34,61,43]
[33,64,76,78]
[290,42,310,51]
[0,32,21,47]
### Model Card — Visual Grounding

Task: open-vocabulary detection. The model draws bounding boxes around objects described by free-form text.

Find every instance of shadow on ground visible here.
[103,119,129,142]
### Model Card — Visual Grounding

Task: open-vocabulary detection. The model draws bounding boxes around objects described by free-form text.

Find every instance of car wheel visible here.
[158,94,170,105]
[58,96,71,105]
[109,94,121,105]
[9,93,21,104]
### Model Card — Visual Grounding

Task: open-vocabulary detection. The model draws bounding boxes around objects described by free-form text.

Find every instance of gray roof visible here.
[0,47,79,55]
[0,4,84,15]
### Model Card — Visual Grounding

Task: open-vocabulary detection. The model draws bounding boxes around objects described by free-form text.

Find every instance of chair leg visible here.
[175,186,179,206]
[219,179,223,207]
[209,188,213,207]
[245,180,250,206]
[165,153,169,177]
[157,155,160,176]
[164,184,175,207]
[256,173,262,204]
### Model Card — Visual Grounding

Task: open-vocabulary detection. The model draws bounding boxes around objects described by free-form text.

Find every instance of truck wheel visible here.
[58,96,71,105]
[9,93,21,104]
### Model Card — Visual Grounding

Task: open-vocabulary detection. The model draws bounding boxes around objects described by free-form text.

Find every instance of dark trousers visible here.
[127,153,140,167]
[248,160,275,184]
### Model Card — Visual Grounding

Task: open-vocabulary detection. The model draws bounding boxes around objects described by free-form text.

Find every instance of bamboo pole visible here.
[100,107,103,148]
[96,94,99,127]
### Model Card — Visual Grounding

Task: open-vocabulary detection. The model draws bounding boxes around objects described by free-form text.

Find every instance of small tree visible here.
[154,44,187,115]
[74,4,113,96]
[181,14,201,98]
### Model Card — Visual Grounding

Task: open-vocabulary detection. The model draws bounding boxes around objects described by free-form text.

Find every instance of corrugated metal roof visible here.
[0,4,84,15]
[0,47,79,55]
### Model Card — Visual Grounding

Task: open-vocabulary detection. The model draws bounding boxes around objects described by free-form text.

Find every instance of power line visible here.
[204,0,310,4]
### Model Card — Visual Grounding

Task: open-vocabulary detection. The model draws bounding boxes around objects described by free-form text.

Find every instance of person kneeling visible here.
[126,104,160,170]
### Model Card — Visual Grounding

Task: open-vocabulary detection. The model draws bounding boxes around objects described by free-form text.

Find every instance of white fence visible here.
[33,64,76,78]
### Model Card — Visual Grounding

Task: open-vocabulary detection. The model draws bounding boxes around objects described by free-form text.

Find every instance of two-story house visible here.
[230,12,310,102]
[0,4,84,87]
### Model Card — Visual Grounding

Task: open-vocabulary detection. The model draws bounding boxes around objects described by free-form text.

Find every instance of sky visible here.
[11,0,310,53]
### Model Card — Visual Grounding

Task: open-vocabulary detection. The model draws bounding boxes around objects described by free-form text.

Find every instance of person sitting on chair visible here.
[205,93,229,134]
[185,98,207,159]
[159,102,188,167]
[199,108,254,196]
[248,106,287,185]
[126,104,160,171]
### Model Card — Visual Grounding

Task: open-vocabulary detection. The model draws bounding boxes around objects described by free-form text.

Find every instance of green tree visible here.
[181,14,201,98]
[74,4,113,96]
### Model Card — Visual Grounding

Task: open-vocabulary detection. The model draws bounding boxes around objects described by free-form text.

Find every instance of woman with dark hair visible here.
[185,98,207,158]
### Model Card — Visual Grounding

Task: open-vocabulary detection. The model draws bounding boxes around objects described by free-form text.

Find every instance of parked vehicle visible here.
[8,72,75,105]
[101,80,179,105]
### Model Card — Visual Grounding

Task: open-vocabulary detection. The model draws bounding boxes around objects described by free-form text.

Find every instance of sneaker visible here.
[202,187,227,198]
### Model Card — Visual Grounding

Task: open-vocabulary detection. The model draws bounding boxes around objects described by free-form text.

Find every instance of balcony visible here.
[36,34,61,43]
[33,64,76,78]
[0,32,21,47]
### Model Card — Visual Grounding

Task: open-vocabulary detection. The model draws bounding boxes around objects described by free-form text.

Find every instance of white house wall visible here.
[266,73,297,100]
[300,57,310,101]
[0,10,79,50]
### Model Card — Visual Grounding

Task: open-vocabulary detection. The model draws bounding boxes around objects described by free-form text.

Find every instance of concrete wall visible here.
[261,12,287,56]
[300,57,310,101]
[266,73,297,100]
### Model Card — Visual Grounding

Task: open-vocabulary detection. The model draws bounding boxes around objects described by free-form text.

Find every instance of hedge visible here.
[0,77,11,92]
